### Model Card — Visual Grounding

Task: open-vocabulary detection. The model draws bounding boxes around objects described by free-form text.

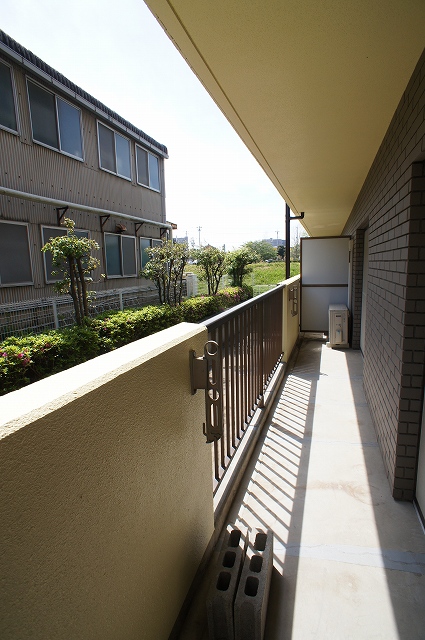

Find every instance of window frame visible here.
[135,144,161,192]
[41,225,89,284]
[104,232,137,278]
[26,78,84,161]
[97,121,132,181]
[0,220,33,287]
[0,59,19,135]
[139,237,163,269]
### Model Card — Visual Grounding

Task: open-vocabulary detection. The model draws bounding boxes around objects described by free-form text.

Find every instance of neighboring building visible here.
[0,30,172,334]
[263,238,285,248]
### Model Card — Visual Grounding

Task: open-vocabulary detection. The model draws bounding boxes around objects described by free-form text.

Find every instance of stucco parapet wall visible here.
[280,274,300,287]
[0,322,206,437]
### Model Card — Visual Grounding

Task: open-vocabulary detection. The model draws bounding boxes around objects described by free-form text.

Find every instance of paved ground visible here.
[179,337,425,639]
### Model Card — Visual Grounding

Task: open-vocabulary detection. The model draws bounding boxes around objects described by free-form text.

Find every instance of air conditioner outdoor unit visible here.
[327,304,349,348]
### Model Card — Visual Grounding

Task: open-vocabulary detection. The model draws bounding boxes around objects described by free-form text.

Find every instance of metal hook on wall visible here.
[189,340,223,443]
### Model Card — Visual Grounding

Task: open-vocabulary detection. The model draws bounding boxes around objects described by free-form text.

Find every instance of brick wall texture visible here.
[343,49,425,500]
[350,229,365,350]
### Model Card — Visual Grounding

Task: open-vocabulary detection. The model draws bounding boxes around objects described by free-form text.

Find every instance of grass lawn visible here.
[185,261,300,296]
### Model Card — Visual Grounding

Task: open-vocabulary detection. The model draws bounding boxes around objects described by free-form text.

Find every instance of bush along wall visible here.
[0,286,252,395]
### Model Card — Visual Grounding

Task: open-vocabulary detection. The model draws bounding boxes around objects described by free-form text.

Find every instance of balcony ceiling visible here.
[145,0,425,236]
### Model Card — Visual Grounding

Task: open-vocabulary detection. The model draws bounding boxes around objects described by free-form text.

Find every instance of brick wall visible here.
[344,49,425,500]
[350,229,365,350]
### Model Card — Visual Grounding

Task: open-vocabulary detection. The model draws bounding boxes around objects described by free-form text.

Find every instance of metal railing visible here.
[205,283,284,491]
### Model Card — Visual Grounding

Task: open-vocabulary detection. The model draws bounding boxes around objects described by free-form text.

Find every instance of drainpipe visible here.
[0,185,173,238]
[285,203,304,279]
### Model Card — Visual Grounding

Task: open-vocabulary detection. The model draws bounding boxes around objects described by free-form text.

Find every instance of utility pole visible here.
[197,226,202,248]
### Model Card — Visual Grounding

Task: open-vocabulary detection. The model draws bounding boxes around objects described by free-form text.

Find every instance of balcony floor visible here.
[179,336,425,639]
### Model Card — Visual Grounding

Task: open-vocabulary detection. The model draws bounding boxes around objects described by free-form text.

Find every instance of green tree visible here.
[191,245,227,295]
[290,230,307,262]
[227,248,259,287]
[277,244,285,260]
[141,240,189,305]
[243,240,276,262]
[42,218,101,326]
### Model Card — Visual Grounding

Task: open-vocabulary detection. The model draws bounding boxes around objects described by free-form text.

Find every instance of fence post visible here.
[52,299,59,329]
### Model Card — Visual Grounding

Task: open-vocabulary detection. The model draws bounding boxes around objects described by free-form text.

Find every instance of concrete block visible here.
[234,529,273,640]
[206,527,247,640]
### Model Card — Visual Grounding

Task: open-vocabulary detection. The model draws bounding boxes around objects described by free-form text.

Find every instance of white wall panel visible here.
[301,237,350,332]
[301,287,348,331]
[301,237,349,284]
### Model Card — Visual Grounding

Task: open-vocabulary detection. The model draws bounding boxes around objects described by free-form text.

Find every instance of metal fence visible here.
[0,286,159,340]
[205,283,284,491]
[0,275,199,341]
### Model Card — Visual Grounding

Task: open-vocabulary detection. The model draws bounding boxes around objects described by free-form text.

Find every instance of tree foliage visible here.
[290,230,308,262]
[191,245,227,295]
[277,244,285,260]
[227,247,259,287]
[242,240,276,262]
[141,240,189,305]
[41,218,101,326]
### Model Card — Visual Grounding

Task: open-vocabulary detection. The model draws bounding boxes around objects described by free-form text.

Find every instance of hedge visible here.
[0,286,252,395]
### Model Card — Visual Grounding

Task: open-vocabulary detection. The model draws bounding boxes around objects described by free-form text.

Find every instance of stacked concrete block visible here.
[206,527,247,640]
[234,529,273,640]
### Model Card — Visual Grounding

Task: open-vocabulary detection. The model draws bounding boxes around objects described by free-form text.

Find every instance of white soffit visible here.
[145,0,425,236]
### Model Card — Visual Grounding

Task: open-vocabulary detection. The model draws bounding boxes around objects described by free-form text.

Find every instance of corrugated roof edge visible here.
[0,29,168,157]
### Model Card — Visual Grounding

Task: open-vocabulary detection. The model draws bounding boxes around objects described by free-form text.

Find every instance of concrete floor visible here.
[179,337,425,639]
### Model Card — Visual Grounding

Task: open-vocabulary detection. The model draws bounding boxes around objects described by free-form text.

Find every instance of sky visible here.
[1,0,303,250]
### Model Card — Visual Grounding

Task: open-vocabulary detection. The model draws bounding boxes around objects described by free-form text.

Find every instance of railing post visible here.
[258,300,265,408]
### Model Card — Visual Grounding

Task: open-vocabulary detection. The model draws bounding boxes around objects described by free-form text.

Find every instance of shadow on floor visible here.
[178,336,425,639]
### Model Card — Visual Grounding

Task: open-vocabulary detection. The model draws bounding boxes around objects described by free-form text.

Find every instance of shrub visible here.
[227,248,259,287]
[0,325,101,394]
[91,305,183,351]
[42,218,101,325]
[191,246,227,295]
[0,286,252,395]
[141,240,189,305]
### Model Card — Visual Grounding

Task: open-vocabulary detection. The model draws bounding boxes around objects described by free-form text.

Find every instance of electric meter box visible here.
[327,304,349,348]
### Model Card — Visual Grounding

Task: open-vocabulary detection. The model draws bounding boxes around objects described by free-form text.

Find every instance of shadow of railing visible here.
[213,336,425,639]
[230,335,324,638]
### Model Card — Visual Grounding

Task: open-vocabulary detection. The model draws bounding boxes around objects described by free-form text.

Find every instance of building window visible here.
[136,146,160,191]
[0,222,32,286]
[97,122,131,180]
[140,237,162,269]
[27,80,83,159]
[105,233,137,277]
[0,61,18,133]
[42,226,89,283]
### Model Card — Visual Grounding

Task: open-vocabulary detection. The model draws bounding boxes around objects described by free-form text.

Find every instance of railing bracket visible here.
[56,205,68,225]
[289,284,299,316]
[190,341,223,443]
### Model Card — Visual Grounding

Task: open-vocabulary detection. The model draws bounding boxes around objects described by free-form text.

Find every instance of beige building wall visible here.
[282,275,300,361]
[0,323,214,640]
